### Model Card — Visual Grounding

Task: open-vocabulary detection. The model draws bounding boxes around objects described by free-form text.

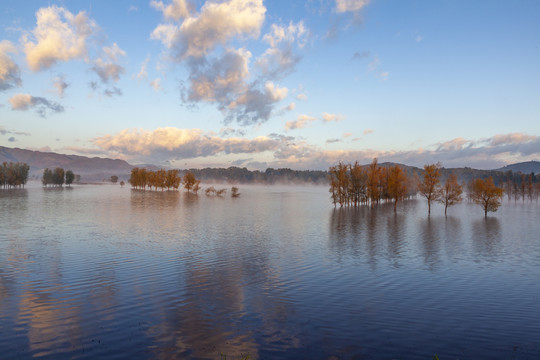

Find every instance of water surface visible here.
[1,184,539,359]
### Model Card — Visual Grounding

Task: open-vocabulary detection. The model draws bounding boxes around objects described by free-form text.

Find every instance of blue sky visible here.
[0,0,539,170]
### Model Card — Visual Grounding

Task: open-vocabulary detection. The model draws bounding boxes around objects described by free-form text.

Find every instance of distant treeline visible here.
[169,165,538,186]
[1,162,30,189]
[42,168,76,187]
[176,167,328,184]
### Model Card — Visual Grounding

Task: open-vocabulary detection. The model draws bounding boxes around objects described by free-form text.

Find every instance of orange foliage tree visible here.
[468,177,504,217]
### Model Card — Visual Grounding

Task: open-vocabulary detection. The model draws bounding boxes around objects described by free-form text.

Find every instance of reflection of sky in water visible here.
[0,185,539,359]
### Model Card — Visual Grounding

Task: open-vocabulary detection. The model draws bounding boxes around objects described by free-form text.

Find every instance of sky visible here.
[0,0,539,170]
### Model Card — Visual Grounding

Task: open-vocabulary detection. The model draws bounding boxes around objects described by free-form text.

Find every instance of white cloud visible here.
[92,43,126,84]
[256,21,308,79]
[322,112,344,122]
[185,47,251,103]
[335,0,370,13]
[296,93,308,101]
[93,127,280,159]
[363,128,374,135]
[415,35,423,43]
[150,0,192,21]
[0,40,21,91]
[285,114,316,130]
[22,6,96,71]
[152,0,265,59]
[9,93,64,117]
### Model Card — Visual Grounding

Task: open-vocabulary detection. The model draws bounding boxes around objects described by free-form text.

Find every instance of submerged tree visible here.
[1,162,30,189]
[231,186,240,198]
[468,177,504,217]
[65,170,75,187]
[387,165,408,211]
[183,171,200,193]
[417,163,442,215]
[439,172,463,215]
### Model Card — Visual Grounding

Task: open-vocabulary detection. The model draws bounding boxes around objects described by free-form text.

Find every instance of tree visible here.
[110,175,119,184]
[387,165,408,211]
[231,186,240,197]
[183,172,200,193]
[120,180,125,187]
[42,168,53,186]
[468,177,504,217]
[65,170,75,187]
[439,173,463,215]
[366,158,381,208]
[54,168,65,186]
[418,163,442,215]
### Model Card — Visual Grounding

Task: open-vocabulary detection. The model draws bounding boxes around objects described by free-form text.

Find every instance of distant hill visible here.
[1,146,537,185]
[496,161,540,175]
[0,146,133,181]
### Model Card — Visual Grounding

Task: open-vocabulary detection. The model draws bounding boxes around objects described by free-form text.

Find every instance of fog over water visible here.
[1,183,539,359]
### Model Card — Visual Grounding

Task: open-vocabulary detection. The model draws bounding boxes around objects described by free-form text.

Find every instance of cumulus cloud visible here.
[9,93,64,117]
[152,0,265,59]
[285,114,316,130]
[227,81,288,125]
[93,127,280,160]
[92,43,126,84]
[150,0,303,125]
[335,0,370,13]
[150,0,192,21]
[296,93,307,101]
[322,112,344,122]
[256,21,307,79]
[22,6,96,71]
[0,40,22,91]
[51,74,69,97]
[184,47,251,103]
[89,128,540,170]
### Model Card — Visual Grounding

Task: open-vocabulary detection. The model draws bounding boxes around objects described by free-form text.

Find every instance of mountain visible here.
[496,161,540,175]
[1,145,537,184]
[0,146,133,181]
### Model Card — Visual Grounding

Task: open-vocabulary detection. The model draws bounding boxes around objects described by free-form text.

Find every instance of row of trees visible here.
[329,159,416,210]
[1,162,30,189]
[330,160,505,217]
[502,174,540,203]
[42,168,75,187]
[129,168,200,193]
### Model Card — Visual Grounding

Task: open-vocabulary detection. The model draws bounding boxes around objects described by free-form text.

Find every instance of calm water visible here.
[1,183,539,359]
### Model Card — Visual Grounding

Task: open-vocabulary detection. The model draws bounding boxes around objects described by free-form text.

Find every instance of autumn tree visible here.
[439,173,463,215]
[183,172,200,193]
[418,163,442,215]
[1,162,29,189]
[387,165,408,211]
[65,170,75,187]
[329,162,349,207]
[349,161,367,206]
[366,158,381,208]
[468,177,504,217]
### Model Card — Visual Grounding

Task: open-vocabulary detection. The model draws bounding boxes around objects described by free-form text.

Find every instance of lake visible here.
[1,183,539,359]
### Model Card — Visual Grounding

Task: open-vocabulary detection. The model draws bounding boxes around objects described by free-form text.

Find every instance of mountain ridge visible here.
[1,146,538,183]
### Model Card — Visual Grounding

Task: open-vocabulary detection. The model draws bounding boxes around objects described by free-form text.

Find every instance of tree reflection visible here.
[472,217,502,258]
[418,217,442,271]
